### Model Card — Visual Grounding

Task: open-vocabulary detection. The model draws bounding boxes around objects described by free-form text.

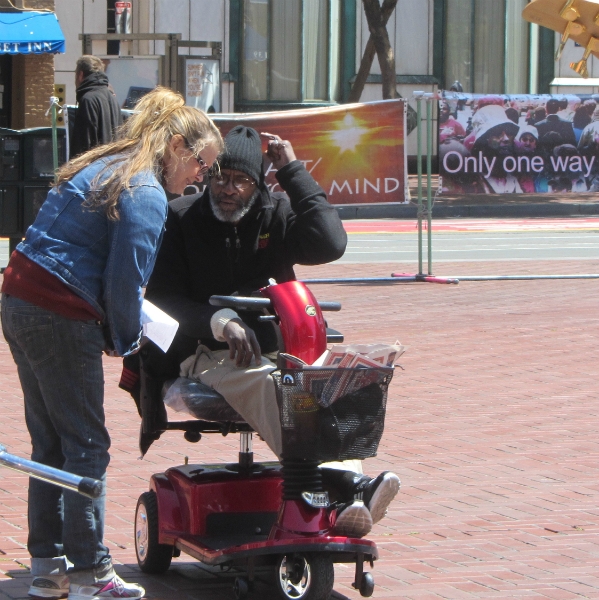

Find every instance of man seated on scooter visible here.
[138,125,400,537]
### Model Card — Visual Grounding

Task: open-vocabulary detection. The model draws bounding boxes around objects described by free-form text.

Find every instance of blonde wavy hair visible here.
[55,86,223,220]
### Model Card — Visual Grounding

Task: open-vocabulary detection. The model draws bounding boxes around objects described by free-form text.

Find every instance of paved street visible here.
[338,218,599,264]
[0,256,598,599]
[4,218,599,269]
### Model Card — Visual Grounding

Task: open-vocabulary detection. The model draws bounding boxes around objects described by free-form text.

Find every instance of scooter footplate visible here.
[176,534,378,566]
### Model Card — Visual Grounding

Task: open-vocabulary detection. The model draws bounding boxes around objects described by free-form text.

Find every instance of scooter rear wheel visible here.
[233,576,249,599]
[135,491,173,574]
[275,553,334,600]
[359,572,375,597]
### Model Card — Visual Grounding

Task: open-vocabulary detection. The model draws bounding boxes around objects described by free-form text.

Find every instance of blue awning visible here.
[0,11,65,55]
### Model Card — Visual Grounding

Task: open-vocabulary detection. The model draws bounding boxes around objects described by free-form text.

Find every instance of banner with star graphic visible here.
[213,99,408,205]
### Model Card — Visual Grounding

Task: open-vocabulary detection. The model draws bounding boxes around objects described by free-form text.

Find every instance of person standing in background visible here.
[71,55,122,158]
[535,98,576,150]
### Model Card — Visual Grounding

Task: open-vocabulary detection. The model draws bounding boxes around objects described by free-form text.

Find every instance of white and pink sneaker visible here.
[68,575,144,599]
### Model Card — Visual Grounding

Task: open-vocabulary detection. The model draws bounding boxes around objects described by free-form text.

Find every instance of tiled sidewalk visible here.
[0,259,597,599]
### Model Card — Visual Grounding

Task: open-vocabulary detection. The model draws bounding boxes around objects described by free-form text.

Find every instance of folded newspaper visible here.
[317,342,405,368]
[281,342,405,407]
[141,299,179,352]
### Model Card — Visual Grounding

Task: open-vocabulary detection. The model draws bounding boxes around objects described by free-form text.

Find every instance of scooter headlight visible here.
[301,491,330,508]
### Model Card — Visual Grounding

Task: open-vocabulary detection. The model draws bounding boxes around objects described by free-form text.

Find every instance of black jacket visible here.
[71,72,122,157]
[534,114,576,147]
[144,159,347,372]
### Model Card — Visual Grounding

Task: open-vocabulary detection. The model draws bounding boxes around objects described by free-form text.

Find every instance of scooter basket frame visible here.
[272,367,393,462]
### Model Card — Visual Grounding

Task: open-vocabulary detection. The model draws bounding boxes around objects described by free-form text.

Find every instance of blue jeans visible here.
[1,294,114,583]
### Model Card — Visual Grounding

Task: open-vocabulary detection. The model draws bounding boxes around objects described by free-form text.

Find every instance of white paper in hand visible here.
[141,299,179,352]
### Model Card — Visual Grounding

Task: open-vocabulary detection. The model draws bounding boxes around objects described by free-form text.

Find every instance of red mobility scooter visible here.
[134,281,394,600]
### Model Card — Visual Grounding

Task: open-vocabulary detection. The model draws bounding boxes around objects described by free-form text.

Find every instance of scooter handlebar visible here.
[209,295,341,312]
[209,295,271,310]
[316,301,341,311]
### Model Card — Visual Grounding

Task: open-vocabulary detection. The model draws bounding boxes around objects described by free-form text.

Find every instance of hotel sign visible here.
[0,41,57,54]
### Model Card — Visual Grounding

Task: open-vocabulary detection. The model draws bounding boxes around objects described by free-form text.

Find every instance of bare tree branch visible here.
[362,0,398,100]
[348,0,397,103]
[350,0,417,135]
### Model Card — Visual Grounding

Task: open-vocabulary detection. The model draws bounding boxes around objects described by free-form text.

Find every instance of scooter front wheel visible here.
[275,553,334,600]
[135,491,173,574]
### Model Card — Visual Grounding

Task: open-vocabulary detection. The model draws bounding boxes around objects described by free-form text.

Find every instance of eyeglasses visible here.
[211,172,256,191]
[183,137,211,174]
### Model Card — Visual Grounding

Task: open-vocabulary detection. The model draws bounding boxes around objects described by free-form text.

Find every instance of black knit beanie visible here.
[219,125,263,183]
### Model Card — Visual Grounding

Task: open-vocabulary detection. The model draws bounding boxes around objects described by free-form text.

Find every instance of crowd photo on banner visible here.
[439,92,599,194]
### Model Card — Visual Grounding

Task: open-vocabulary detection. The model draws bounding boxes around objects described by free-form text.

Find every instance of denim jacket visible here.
[17,157,168,356]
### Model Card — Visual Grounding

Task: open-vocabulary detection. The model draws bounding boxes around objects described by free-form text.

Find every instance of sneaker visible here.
[332,500,373,538]
[355,471,400,524]
[68,575,145,599]
[29,574,70,599]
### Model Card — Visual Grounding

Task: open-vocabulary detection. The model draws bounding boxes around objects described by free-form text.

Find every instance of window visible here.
[239,0,340,104]
[444,0,529,94]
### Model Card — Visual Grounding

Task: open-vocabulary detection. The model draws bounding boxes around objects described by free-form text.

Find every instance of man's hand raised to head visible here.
[222,318,262,367]
[261,132,297,170]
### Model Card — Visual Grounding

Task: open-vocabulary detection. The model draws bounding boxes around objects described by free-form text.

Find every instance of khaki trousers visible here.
[180,347,282,457]
[179,346,362,473]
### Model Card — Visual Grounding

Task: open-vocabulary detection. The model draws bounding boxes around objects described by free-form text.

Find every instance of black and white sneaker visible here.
[28,574,69,599]
[332,500,373,538]
[355,471,400,524]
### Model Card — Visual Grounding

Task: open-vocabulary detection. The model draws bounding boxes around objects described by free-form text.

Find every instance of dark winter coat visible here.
[534,114,576,148]
[71,72,122,157]
[144,159,347,374]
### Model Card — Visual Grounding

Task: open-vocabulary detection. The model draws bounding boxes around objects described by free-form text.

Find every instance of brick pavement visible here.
[0,259,597,600]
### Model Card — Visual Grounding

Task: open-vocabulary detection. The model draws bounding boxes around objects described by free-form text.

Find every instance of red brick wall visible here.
[6,0,56,128]
[12,54,55,129]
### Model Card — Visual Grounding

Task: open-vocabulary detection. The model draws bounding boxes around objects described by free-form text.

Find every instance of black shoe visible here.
[353,471,400,524]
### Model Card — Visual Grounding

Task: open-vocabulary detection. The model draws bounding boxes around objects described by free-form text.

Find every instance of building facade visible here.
[5,1,599,144]
[0,0,57,129]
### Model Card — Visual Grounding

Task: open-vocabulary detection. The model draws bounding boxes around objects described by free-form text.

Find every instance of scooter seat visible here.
[162,377,246,423]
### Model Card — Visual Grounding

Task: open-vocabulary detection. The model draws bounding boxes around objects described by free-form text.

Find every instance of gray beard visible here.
[208,187,260,223]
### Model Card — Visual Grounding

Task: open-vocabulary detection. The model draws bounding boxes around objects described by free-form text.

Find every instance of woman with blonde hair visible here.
[1,87,223,600]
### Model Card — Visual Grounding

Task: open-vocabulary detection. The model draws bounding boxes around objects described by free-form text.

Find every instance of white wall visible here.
[152,1,227,59]
[52,0,232,110]
[55,0,107,104]
[153,0,232,110]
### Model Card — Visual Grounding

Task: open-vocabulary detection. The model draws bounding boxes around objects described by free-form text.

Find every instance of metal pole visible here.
[303,277,418,284]
[436,274,599,281]
[414,92,424,275]
[391,273,599,281]
[301,276,459,285]
[301,274,599,285]
[169,34,179,90]
[426,96,433,275]
[0,445,103,499]
[63,102,70,161]
[51,98,59,180]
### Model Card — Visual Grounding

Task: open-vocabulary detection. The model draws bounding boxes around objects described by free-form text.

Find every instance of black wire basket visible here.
[272,367,394,462]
